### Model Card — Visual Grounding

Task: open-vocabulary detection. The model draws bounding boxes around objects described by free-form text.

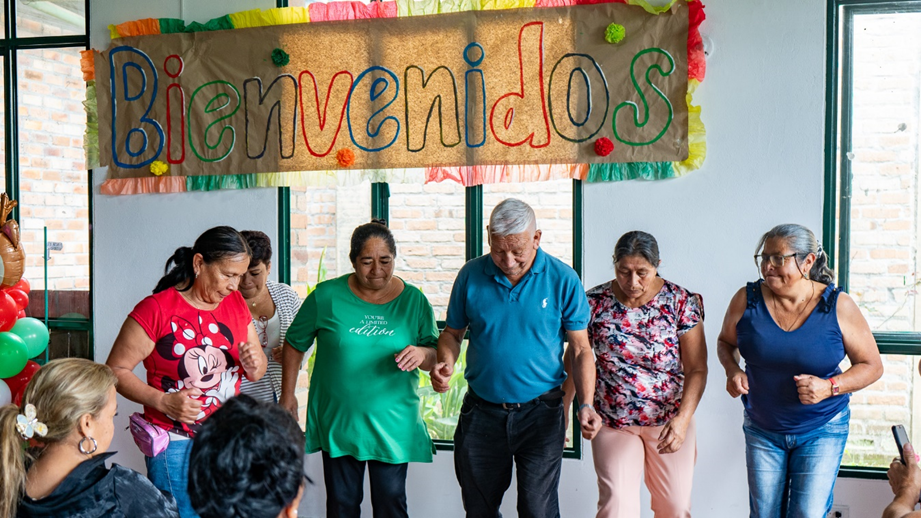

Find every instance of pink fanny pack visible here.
[129,413,169,457]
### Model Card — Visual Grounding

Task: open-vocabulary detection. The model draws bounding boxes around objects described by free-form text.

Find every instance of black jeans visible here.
[321,451,408,518]
[454,390,566,518]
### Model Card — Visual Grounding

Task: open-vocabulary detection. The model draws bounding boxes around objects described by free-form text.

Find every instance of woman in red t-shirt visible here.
[106,226,267,518]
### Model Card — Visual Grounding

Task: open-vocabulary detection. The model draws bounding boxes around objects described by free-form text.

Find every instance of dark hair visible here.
[153,226,252,294]
[613,230,660,267]
[349,220,396,264]
[241,230,273,268]
[188,395,308,518]
[755,224,835,284]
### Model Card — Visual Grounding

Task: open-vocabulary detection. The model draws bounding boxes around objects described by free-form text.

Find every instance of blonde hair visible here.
[0,359,116,518]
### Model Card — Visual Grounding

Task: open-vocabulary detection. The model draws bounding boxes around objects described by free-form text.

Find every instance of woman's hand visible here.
[658,413,690,454]
[279,392,299,422]
[726,367,749,398]
[794,374,832,405]
[239,341,267,380]
[160,387,203,424]
[395,345,426,371]
[271,346,284,363]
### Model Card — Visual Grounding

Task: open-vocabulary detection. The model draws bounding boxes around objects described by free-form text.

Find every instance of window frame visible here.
[1,0,93,363]
[824,0,921,479]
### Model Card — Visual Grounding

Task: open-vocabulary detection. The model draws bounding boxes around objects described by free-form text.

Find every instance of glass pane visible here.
[17,0,86,37]
[845,12,921,332]
[419,341,468,440]
[0,55,5,191]
[289,180,371,424]
[483,179,575,267]
[843,354,916,468]
[390,177,466,321]
[44,328,91,361]
[18,48,89,320]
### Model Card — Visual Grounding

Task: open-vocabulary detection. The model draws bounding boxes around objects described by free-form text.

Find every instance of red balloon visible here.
[16,310,25,318]
[2,360,40,395]
[7,289,28,311]
[12,385,24,406]
[12,279,30,295]
[0,292,17,332]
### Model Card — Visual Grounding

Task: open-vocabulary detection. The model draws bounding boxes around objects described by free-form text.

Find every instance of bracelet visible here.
[578,403,594,412]
[829,377,840,396]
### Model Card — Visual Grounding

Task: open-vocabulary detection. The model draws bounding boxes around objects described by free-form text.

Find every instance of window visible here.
[2,0,91,363]
[826,0,921,476]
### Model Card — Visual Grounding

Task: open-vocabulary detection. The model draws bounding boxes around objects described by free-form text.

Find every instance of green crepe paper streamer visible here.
[586,162,676,183]
[83,81,99,169]
[186,174,263,191]
[159,15,234,34]
[271,48,290,67]
[605,23,625,44]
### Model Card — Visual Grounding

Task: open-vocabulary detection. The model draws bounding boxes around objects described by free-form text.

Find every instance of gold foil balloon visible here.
[0,194,25,288]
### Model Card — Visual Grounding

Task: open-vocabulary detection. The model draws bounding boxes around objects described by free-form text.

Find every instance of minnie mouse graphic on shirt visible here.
[154,312,240,435]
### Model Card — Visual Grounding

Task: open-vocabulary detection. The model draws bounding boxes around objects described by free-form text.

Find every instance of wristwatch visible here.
[829,377,840,396]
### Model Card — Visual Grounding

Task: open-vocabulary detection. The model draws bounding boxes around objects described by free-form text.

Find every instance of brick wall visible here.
[843,12,921,466]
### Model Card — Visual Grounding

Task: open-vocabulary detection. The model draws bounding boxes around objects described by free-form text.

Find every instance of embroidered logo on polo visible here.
[542,298,548,308]
[350,314,397,337]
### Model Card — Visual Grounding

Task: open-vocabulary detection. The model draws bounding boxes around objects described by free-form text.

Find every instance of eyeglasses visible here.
[754,253,802,268]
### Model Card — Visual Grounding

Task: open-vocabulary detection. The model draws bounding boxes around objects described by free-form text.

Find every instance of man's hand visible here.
[577,404,602,440]
[279,392,299,422]
[793,374,832,405]
[658,413,691,454]
[889,444,921,498]
[430,362,454,393]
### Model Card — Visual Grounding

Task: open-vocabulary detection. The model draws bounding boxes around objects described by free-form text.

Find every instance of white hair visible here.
[489,198,536,237]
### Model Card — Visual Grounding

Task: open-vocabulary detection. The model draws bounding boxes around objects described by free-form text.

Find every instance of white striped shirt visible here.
[239,281,302,402]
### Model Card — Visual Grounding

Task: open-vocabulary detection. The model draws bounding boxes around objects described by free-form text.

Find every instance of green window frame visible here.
[1,0,93,362]
[824,0,921,479]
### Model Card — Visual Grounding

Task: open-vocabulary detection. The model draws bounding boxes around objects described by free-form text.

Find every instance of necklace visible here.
[772,281,815,332]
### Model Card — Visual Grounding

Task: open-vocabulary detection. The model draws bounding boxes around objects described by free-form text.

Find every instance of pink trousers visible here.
[591,418,697,518]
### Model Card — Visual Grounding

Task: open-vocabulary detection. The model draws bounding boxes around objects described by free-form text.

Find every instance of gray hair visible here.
[489,198,536,237]
[613,231,660,266]
[756,224,835,284]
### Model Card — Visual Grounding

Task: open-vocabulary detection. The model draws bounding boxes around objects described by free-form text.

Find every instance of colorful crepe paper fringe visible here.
[91,0,706,195]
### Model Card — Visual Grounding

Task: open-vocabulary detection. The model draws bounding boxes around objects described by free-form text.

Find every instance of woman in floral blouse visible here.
[586,231,708,518]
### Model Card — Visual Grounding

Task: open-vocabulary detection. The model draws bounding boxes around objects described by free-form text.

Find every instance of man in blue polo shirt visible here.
[431,198,602,518]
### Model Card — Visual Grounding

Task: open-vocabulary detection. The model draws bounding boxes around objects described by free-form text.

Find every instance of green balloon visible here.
[0,332,28,378]
[10,318,50,358]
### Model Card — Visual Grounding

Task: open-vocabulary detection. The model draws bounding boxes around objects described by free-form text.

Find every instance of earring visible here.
[79,436,98,455]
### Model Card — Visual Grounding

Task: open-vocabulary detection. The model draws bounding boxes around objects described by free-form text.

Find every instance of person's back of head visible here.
[189,394,306,518]
[0,358,117,518]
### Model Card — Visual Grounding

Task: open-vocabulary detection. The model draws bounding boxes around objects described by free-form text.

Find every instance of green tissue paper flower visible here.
[271,48,290,67]
[605,23,626,44]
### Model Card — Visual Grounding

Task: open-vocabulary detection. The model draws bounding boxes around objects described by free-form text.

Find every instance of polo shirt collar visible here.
[483,248,547,284]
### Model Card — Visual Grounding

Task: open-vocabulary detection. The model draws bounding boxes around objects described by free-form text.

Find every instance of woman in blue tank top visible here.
[717,224,882,518]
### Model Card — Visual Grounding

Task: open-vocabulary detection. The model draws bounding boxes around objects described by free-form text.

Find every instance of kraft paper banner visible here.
[95,1,690,181]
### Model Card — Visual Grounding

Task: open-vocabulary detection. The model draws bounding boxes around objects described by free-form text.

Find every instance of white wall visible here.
[89,0,898,516]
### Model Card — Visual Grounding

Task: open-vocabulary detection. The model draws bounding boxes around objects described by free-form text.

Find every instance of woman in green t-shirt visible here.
[280,220,439,518]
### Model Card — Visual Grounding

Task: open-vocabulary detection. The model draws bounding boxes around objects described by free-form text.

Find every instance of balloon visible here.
[0,379,10,406]
[12,278,29,295]
[0,292,17,332]
[6,289,28,311]
[16,310,24,318]
[12,385,24,406]
[0,332,28,378]
[2,360,40,395]
[10,318,49,358]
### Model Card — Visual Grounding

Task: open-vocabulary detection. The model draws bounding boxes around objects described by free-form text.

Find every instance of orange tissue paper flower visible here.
[336,148,355,167]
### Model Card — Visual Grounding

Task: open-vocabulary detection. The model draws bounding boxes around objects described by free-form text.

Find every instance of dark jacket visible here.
[17,452,179,518]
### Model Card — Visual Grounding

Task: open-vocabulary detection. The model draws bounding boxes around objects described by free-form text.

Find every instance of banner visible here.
[94,1,691,181]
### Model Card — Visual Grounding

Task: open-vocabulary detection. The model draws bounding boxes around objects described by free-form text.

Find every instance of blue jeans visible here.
[743,407,850,518]
[145,438,199,518]
[454,391,565,518]
[321,451,408,518]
